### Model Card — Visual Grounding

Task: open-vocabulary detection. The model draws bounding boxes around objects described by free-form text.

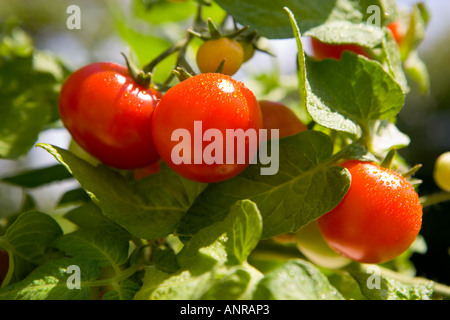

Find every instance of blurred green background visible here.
[0,0,448,285]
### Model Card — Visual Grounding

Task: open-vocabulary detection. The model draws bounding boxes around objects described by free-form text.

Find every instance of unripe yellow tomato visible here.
[295,220,351,269]
[434,151,450,192]
[196,37,244,76]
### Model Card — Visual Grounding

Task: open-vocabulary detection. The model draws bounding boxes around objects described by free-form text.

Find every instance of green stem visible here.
[358,123,373,153]
[420,191,450,207]
[143,2,204,84]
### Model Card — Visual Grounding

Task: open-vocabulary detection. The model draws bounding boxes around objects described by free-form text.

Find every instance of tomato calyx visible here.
[120,52,153,89]
[188,18,249,42]
[379,147,423,181]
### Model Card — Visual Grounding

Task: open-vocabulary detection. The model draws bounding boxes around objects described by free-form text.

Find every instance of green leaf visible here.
[133,0,197,24]
[0,211,62,264]
[57,188,90,207]
[135,200,264,300]
[0,23,66,159]
[378,31,409,93]
[215,0,365,39]
[253,260,345,300]
[135,263,262,300]
[150,246,180,274]
[348,265,435,300]
[226,200,262,265]
[0,211,63,283]
[400,3,428,61]
[306,52,405,136]
[359,0,398,25]
[1,164,73,188]
[63,202,130,239]
[404,50,430,95]
[101,279,141,300]
[284,7,307,116]
[178,200,262,267]
[0,258,99,300]
[37,143,207,240]
[176,131,352,239]
[369,120,410,155]
[53,228,130,268]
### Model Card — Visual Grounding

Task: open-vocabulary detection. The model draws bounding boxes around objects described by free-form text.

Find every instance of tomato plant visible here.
[59,62,161,170]
[151,72,262,183]
[0,0,449,303]
[318,160,423,264]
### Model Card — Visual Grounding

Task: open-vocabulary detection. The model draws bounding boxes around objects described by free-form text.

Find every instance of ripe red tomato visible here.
[259,100,307,140]
[196,38,244,76]
[387,21,404,45]
[59,62,161,170]
[0,250,9,286]
[318,160,423,264]
[151,73,263,183]
[309,37,369,61]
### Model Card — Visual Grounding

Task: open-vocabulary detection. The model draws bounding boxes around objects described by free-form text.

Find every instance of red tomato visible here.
[0,250,9,286]
[259,100,307,140]
[318,160,423,264]
[151,73,263,183]
[387,21,404,45]
[310,37,369,61]
[59,62,161,170]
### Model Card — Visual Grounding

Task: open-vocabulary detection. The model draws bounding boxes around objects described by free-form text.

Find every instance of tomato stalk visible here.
[140,2,207,89]
[121,52,152,88]
[419,191,450,207]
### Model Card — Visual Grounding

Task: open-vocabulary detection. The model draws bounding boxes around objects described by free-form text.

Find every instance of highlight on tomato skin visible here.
[309,37,370,61]
[259,100,307,140]
[317,160,423,264]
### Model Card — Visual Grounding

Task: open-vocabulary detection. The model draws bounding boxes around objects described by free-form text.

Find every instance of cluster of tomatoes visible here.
[57,21,423,268]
